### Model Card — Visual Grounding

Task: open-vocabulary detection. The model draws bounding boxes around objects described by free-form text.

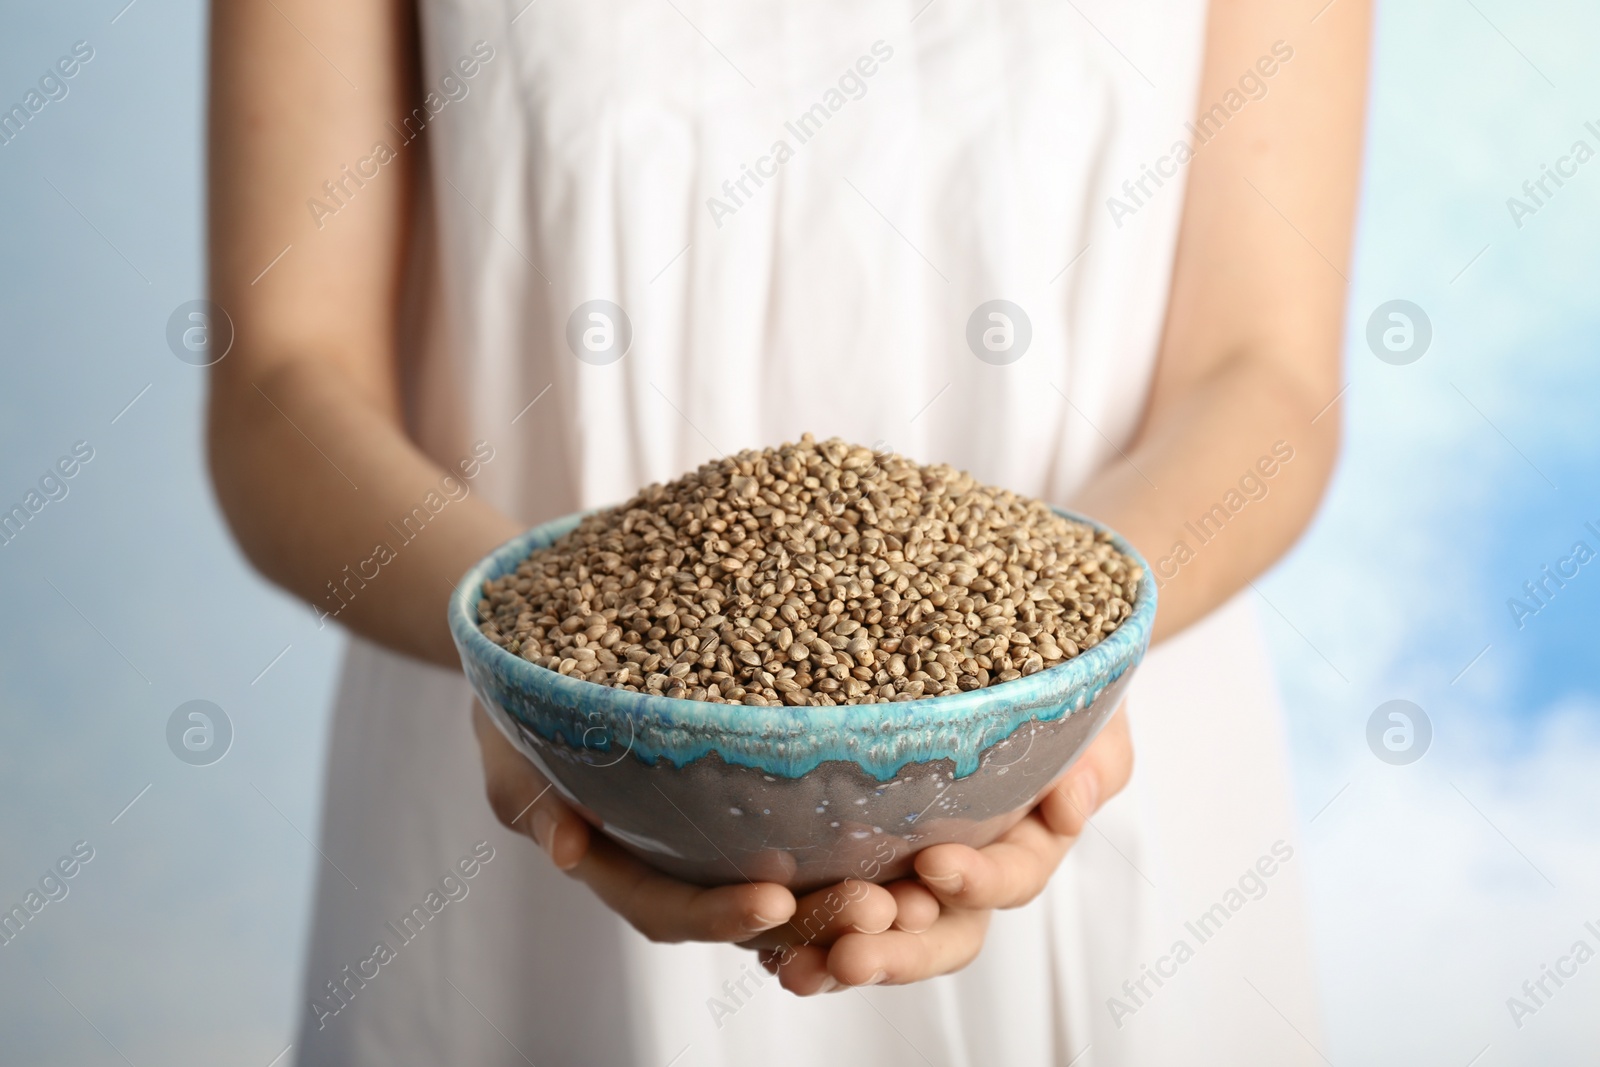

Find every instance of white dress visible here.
[296,2,1325,1063]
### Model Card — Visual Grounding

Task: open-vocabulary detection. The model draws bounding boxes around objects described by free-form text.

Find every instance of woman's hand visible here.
[755,706,1134,994]
[473,702,911,945]
[475,696,1129,981]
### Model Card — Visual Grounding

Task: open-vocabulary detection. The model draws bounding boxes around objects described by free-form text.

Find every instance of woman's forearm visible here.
[1071,354,1338,643]
[207,357,518,669]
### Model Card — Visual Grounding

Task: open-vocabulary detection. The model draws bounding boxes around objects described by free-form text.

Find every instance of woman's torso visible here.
[406,0,1207,516]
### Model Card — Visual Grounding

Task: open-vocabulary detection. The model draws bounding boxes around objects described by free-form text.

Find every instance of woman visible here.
[208,0,1366,1062]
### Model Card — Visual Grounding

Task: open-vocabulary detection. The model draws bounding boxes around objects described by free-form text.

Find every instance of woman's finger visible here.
[1037,704,1133,838]
[471,702,591,869]
[761,944,840,995]
[912,812,1071,911]
[886,879,941,933]
[570,832,797,944]
[741,878,898,951]
[826,908,992,987]
[907,706,1133,911]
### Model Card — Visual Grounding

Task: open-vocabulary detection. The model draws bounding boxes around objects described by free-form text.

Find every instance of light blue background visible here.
[1,1,1596,1064]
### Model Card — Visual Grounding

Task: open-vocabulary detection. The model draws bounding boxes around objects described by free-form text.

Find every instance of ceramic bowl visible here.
[449,507,1156,892]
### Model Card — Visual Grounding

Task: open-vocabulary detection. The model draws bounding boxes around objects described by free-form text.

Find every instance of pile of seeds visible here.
[477,435,1141,706]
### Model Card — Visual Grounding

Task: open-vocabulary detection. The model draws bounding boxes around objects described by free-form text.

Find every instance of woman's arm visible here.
[207,0,509,668]
[782,0,1372,994]
[1073,0,1369,638]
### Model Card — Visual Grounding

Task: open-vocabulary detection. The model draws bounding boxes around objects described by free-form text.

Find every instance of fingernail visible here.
[813,976,841,995]
[862,970,887,986]
[533,809,579,870]
[1069,772,1101,818]
[530,809,556,854]
[898,914,934,934]
[743,912,783,933]
[921,870,963,895]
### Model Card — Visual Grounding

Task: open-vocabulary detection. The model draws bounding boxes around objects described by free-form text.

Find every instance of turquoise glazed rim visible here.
[449,506,1157,781]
